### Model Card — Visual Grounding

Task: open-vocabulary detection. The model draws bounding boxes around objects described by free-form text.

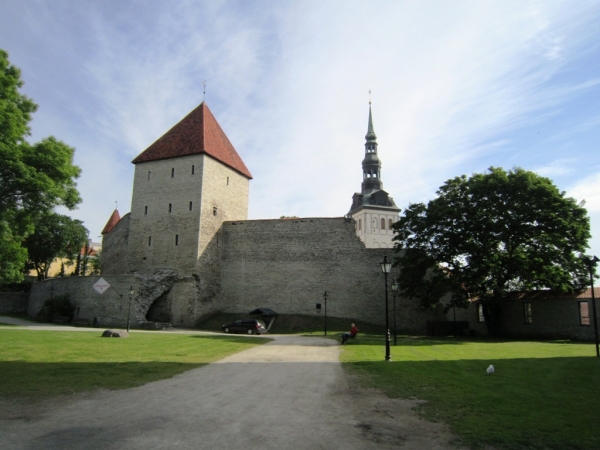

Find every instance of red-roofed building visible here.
[102,101,252,276]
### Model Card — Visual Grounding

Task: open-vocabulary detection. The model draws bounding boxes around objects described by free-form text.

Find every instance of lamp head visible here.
[129,286,134,295]
[391,279,398,292]
[380,254,392,274]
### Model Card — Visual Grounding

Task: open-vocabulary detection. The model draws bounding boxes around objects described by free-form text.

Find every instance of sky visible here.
[1,0,600,257]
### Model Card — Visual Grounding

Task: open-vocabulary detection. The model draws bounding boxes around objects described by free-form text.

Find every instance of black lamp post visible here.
[583,255,599,357]
[126,285,134,332]
[391,278,398,345]
[380,255,392,361]
[323,291,328,337]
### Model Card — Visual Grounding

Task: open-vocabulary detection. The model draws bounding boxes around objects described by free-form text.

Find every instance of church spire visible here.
[361,103,382,192]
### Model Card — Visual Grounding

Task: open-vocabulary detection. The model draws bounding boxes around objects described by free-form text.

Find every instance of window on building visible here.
[388,218,393,229]
[148,171,151,180]
[189,201,193,211]
[144,206,148,215]
[213,207,218,216]
[381,218,386,230]
[191,165,195,174]
[148,236,152,246]
[523,302,532,324]
[175,234,179,246]
[171,168,175,177]
[169,203,172,213]
[579,301,590,326]
[227,176,229,185]
[477,304,485,323]
[358,219,361,231]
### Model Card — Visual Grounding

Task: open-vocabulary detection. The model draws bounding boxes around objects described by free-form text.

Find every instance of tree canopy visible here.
[24,212,88,280]
[0,49,82,282]
[392,167,591,334]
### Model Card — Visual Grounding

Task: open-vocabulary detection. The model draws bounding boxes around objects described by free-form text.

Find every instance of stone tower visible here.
[348,104,400,248]
[124,102,252,275]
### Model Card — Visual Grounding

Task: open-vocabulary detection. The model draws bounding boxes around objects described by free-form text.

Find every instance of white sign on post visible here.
[93,277,111,295]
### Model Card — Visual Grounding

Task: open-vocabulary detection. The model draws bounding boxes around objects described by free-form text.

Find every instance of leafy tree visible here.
[0,49,81,282]
[23,212,88,280]
[392,167,591,335]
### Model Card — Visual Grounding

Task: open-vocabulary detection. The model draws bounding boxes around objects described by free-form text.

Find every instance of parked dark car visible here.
[222,319,267,335]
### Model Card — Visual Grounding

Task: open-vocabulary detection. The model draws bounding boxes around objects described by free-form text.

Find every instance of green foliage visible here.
[35,293,74,322]
[0,330,267,398]
[393,167,591,333]
[24,212,88,280]
[342,337,600,449]
[0,49,82,283]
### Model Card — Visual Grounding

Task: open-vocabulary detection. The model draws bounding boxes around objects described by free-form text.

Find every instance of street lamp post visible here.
[323,291,328,337]
[583,255,599,357]
[391,278,398,345]
[126,286,134,332]
[380,255,392,361]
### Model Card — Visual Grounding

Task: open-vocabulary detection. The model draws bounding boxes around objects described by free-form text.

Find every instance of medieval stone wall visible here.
[127,154,205,274]
[215,217,441,333]
[0,292,28,313]
[101,213,130,275]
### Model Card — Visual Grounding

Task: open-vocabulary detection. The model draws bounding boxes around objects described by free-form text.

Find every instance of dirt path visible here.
[0,321,465,449]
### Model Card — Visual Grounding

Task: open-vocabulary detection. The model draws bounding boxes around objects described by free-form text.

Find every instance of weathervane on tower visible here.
[203,80,207,102]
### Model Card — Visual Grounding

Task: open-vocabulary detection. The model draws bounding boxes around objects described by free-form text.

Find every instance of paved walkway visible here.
[0,317,462,449]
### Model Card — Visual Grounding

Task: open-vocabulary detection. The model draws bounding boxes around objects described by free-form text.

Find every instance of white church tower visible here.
[348,103,400,248]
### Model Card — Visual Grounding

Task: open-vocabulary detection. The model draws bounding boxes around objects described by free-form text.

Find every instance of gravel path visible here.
[0,318,464,449]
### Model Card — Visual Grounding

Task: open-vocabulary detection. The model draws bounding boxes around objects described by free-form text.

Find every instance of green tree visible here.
[0,49,81,282]
[392,167,591,335]
[24,212,88,280]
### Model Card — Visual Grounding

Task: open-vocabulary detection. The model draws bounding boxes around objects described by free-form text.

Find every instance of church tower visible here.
[348,103,400,248]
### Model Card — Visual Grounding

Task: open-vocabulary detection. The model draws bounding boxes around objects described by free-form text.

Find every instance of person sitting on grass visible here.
[341,323,359,344]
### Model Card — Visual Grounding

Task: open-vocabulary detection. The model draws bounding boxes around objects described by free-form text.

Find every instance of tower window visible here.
[381,218,386,230]
[189,201,193,211]
[148,236,152,246]
[148,171,151,180]
[171,168,175,177]
[227,176,229,185]
[175,235,179,246]
[213,207,218,216]
[389,218,393,229]
[144,206,148,215]
[358,219,361,231]
[191,165,195,174]
[169,203,172,213]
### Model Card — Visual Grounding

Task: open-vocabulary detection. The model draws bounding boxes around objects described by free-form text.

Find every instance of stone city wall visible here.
[215,217,441,332]
[0,292,28,314]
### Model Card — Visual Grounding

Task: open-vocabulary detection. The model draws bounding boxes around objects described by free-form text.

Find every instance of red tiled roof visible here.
[131,102,252,179]
[101,209,121,235]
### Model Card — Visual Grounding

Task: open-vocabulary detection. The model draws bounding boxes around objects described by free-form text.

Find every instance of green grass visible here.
[0,329,267,399]
[341,336,600,449]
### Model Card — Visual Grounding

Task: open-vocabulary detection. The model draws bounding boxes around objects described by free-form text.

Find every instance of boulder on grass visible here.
[101,329,129,338]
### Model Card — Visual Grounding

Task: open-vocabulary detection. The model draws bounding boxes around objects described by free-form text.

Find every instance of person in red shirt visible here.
[341,323,359,344]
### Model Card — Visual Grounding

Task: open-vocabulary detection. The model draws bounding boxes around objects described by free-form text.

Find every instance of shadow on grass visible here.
[187,334,272,344]
[344,356,600,450]
[0,361,206,400]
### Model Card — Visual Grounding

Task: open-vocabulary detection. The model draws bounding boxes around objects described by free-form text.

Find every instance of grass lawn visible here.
[341,336,600,450]
[0,329,267,399]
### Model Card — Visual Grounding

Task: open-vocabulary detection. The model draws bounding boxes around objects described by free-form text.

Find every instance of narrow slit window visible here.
[171,168,175,177]
[148,171,151,180]
[191,165,195,174]
[189,201,193,211]
[227,176,229,185]
[169,203,172,213]
[144,206,148,215]
[175,235,179,246]
[148,236,152,246]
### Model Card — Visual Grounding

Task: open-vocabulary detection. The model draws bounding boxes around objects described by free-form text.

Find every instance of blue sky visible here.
[2,0,600,257]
